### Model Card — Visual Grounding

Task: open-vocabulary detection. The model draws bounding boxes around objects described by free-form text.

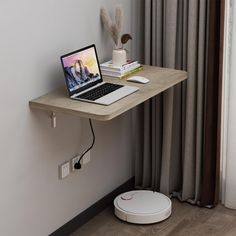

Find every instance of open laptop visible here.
[60,44,139,105]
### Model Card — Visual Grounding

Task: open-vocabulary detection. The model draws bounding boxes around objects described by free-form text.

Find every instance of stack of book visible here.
[100,60,143,79]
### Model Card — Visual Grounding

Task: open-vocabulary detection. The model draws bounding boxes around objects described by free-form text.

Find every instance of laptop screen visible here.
[61,45,102,95]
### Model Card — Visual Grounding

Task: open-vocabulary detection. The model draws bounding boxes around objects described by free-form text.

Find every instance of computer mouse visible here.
[126,76,150,84]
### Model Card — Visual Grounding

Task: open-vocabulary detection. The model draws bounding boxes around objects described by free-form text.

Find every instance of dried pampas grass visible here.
[115,7,123,38]
[100,6,123,47]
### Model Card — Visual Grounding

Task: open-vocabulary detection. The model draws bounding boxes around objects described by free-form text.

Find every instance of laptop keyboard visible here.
[76,83,123,101]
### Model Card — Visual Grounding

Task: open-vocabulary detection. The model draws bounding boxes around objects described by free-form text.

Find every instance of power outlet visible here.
[59,161,70,179]
[71,155,80,172]
[82,151,91,165]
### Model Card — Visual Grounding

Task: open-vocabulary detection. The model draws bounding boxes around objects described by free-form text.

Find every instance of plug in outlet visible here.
[59,161,70,179]
[82,151,91,165]
[71,155,80,172]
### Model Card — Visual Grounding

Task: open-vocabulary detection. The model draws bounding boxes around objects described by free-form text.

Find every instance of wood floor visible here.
[71,199,236,236]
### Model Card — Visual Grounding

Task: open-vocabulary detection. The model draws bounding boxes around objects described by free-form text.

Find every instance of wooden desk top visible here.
[29,65,187,121]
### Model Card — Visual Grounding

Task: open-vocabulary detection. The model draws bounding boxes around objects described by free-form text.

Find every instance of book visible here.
[102,65,143,79]
[101,63,141,76]
[100,60,139,72]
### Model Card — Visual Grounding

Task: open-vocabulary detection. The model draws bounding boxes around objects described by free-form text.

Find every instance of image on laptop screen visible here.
[61,46,101,92]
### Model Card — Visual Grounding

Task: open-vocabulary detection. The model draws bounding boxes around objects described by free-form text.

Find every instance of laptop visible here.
[60,44,139,105]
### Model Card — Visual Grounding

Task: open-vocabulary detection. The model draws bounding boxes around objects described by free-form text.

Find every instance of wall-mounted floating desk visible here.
[29,65,187,125]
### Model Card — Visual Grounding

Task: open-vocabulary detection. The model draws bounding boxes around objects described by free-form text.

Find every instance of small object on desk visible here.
[101,66,143,79]
[100,59,139,72]
[126,76,150,84]
[100,59,143,79]
[112,49,127,66]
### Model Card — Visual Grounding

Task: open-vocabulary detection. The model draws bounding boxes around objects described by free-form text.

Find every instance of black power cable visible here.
[74,119,95,170]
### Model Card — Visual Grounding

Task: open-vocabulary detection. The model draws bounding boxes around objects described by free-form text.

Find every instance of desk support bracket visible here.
[51,112,56,128]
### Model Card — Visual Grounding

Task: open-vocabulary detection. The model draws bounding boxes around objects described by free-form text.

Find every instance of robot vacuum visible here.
[114,190,172,224]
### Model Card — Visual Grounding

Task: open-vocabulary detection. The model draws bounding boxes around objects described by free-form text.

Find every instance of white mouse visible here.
[126,76,150,84]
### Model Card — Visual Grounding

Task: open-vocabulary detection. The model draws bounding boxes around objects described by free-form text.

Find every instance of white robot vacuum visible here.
[114,190,172,224]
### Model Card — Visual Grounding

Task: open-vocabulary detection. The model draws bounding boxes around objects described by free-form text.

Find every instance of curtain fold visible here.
[134,0,214,205]
[201,0,222,206]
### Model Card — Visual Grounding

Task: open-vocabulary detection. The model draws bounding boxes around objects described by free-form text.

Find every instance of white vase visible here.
[112,49,127,66]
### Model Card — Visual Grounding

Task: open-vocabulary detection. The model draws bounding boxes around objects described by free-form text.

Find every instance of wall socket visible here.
[82,151,91,165]
[59,161,70,179]
[71,155,80,172]
[70,151,91,172]
[59,151,91,179]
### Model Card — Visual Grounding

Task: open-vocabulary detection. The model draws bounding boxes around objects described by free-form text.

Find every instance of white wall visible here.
[222,0,236,209]
[0,1,141,235]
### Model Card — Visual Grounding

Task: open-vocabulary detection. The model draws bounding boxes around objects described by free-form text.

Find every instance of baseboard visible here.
[49,177,135,236]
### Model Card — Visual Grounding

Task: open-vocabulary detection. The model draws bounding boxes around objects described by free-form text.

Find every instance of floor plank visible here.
[71,199,236,236]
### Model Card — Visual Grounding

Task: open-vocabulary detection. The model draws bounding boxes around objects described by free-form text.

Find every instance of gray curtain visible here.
[134,0,208,203]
